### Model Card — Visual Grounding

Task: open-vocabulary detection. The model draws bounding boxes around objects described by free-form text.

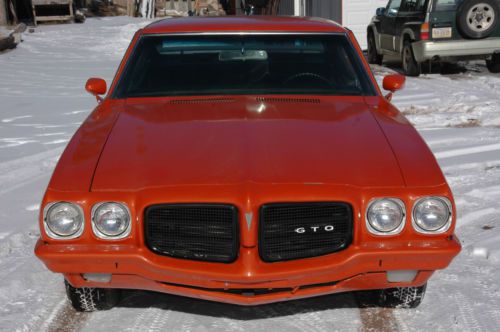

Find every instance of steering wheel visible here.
[283,72,334,88]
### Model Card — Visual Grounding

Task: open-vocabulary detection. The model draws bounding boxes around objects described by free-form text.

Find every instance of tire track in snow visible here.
[453,293,484,332]
[0,147,63,195]
[435,143,500,159]
[40,299,90,332]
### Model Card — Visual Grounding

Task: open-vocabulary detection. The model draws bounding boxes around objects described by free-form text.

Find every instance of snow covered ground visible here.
[0,17,499,332]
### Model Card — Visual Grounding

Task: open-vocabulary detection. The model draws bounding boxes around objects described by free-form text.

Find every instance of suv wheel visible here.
[457,0,499,39]
[65,280,121,312]
[487,53,500,73]
[367,31,383,65]
[402,41,421,77]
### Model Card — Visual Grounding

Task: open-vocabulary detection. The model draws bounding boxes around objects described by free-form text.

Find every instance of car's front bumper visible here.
[35,236,461,306]
[412,38,500,62]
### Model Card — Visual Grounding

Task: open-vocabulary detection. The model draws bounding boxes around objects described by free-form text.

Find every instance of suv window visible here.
[434,0,461,11]
[400,0,426,12]
[386,0,402,16]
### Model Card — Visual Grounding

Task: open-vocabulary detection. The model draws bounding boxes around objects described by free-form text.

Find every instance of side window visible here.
[386,0,403,16]
[400,0,427,12]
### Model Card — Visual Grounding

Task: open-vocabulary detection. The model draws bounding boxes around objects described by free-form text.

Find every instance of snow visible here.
[1,17,500,331]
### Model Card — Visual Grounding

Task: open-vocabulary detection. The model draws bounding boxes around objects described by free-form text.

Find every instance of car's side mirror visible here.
[376,7,386,16]
[382,74,405,101]
[85,78,107,103]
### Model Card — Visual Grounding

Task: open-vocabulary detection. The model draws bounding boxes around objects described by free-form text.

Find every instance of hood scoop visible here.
[256,97,321,104]
[169,98,235,105]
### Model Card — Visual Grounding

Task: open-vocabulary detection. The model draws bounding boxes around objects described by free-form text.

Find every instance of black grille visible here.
[144,204,239,263]
[259,203,353,262]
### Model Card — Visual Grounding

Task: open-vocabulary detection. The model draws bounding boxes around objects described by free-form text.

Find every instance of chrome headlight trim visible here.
[43,202,85,240]
[366,198,406,236]
[91,202,132,240]
[412,196,453,234]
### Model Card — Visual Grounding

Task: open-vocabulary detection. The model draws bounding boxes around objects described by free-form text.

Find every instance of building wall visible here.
[306,0,341,23]
[278,0,387,49]
[278,0,294,15]
[343,0,387,49]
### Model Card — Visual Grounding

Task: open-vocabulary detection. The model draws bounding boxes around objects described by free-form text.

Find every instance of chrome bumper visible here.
[412,38,500,62]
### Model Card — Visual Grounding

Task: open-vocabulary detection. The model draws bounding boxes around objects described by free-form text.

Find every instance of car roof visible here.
[142,16,347,34]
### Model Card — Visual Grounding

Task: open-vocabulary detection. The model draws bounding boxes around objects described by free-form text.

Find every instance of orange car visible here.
[35,16,461,312]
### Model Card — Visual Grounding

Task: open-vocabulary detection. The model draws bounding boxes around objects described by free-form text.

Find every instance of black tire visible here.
[355,284,427,309]
[65,280,120,312]
[457,0,499,39]
[379,284,427,308]
[487,53,500,73]
[367,31,383,65]
[402,41,421,77]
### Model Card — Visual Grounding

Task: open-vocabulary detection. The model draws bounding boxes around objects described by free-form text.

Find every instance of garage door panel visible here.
[343,0,388,49]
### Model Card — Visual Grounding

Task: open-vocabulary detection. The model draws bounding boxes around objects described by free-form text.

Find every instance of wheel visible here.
[65,280,120,312]
[457,0,499,39]
[402,41,421,77]
[379,284,427,308]
[367,31,383,65]
[487,53,500,73]
[355,284,427,309]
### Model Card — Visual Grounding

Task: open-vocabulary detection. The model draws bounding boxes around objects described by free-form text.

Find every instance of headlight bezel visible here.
[43,202,85,240]
[366,198,406,236]
[91,202,132,240]
[412,196,453,234]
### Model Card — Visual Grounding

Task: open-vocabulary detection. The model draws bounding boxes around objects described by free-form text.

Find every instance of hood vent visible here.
[169,98,235,105]
[256,97,321,104]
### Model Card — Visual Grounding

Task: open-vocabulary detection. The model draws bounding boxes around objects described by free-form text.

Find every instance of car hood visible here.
[90,97,406,191]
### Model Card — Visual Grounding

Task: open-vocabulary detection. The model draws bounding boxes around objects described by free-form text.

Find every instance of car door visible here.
[380,0,403,52]
[395,0,428,53]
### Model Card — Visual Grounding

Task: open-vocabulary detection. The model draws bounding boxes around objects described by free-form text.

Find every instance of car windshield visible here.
[434,0,462,11]
[113,34,376,98]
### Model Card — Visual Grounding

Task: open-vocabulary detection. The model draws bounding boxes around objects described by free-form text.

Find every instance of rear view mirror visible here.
[219,50,268,62]
[85,78,107,103]
[376,7,386,16]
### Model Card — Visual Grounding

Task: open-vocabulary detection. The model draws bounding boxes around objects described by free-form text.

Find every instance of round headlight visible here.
[45,202,84,238]
[92,202,131,239]
[367,198,406,235]
[413,197,452,233]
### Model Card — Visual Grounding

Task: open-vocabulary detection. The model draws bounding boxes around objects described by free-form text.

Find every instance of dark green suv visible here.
[367,0,500,76]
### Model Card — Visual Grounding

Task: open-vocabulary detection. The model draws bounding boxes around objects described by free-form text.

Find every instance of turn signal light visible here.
[421,22,430,40]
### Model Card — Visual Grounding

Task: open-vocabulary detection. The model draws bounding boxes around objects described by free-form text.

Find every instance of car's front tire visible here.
[65,280,121,312]
[357,284,427,309]
[379,284,427,308]
[487,53,500,73]
[402,41,421,77]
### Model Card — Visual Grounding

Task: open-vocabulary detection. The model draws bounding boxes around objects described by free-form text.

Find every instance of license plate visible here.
[432,27,452,39]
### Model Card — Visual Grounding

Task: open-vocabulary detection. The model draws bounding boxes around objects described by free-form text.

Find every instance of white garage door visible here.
[342,0,388,49]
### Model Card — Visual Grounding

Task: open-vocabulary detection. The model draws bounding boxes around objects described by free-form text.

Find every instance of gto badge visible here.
[295,225,335,234]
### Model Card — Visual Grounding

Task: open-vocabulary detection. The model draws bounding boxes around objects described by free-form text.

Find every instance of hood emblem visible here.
[245,212,253,230]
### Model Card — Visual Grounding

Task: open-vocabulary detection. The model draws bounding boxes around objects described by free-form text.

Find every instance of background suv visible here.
[368,0,500,76]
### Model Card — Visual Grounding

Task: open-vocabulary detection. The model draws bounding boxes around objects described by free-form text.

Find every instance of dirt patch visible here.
[447,119,482,128]
[46,301,89,332]
[359,307,399,332]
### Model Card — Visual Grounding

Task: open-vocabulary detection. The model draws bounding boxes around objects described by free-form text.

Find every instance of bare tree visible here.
[264,0,280,15]
[0,0,8,25]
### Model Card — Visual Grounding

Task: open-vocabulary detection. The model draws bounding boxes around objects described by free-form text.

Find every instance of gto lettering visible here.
[294,225,335,234]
